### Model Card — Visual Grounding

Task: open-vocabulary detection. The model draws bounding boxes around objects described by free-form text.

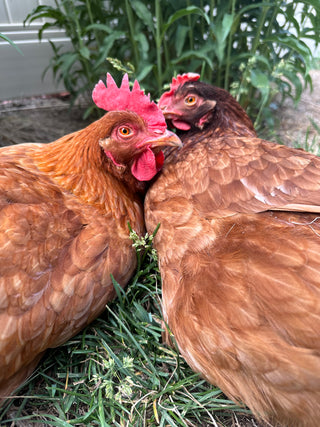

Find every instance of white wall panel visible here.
[0,0,69,99]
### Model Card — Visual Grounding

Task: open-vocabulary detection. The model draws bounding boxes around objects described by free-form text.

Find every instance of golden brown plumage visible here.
[0,74,181,403]
[145,74,320,426]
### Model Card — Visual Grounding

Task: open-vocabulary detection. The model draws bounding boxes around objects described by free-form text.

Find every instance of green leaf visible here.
[83,23,113,34]
[39,21,59,41]
[79,46,91,60]
[172,49,214,70]
[58,52,79,74]
[175,25,189,57]
[250,69,270,102]
[0,33,23,55]
[135,32,150,58]
[211,14,234,64]
[265,35,312,62]
[94,32,126,69]
[281,68,303,103]
[161,6,210,42]
[298,0,320,12]
[235,2,276,19]
[130,0,154,30]
[135,63,154,81]
[211,14,234,43]
[24,5,64,25]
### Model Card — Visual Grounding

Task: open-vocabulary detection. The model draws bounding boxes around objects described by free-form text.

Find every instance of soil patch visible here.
[0,94,93,147]
[276,69,320,149]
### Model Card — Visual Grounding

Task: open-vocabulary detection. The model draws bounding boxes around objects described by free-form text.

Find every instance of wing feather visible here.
[0,155,137,391]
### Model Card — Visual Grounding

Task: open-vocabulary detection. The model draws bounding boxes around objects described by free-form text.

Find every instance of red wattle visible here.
[155,151,164,171]
[172,119,191,131]
[131,147,159,181]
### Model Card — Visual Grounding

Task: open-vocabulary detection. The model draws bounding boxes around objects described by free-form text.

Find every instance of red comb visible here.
[92,73,166,131]
[158,73,201,106]
[170,73,200,91]
[158,73,200,106]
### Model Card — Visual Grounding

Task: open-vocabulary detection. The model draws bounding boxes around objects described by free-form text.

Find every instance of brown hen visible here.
[144,73,320,427]
[0,73,181,402]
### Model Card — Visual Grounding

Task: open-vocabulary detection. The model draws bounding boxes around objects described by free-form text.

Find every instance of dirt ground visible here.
[276,69,320,149]
[0,93,94,147]
[0,70,319,148]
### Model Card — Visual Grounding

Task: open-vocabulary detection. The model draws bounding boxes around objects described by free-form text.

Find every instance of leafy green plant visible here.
[24,0,320,125]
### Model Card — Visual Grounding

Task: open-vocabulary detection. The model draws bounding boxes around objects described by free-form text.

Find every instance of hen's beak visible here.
[138,130,182,149]
[162,111,179,120]
[159,106,183,121]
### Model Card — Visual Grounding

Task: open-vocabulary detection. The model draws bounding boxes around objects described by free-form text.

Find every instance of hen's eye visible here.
[185,95,197,106]
[118,126,133,137]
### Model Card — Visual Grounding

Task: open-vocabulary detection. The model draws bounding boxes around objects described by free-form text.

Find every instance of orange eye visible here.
[118,126,133,137]
[185,95,197,105]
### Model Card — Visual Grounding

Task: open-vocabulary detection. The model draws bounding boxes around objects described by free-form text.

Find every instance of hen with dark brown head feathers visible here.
[145,73,320,427]
[159,73,256,137]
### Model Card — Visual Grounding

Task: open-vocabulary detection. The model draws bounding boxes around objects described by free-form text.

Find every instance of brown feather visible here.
[145,81,320,426]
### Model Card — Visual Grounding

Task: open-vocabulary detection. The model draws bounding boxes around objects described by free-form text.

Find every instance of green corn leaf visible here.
[130,0,154,30]
[79,46,91,60]
[0,33,23,55]
[83,23,113,34]
[175,25,189,57]
[250,69,270,103]
[211,13,234,64]
[161,6,210,42]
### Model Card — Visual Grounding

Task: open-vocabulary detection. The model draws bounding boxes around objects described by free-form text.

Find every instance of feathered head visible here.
[158,73,201,117]
[92,73,167,133]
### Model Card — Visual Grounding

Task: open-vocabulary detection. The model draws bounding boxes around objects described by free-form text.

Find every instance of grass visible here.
[0,233,254,427]
[292,118,320,155]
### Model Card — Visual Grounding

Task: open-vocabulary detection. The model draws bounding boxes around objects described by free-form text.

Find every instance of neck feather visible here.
[31,118,143,222]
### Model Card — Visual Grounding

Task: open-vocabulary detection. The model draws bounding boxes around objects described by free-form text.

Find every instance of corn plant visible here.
[24,0,319,124]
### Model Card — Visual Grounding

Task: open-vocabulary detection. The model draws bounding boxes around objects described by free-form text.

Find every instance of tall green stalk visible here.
[186,0,194,51]
[251,5,269,54]
[260,3,279,57]
[239,5,270,105]
[64,0,93,88]
[155,0,162,92]
[85,0,101,46]
[125,0,140,68]
[208,0,215,80]
[224,0,236,90]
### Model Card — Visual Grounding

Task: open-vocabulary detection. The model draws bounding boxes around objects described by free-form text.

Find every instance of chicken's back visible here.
[145,134,320,427]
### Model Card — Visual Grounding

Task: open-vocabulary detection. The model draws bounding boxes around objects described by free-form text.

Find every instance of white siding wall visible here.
[0,0,70,100]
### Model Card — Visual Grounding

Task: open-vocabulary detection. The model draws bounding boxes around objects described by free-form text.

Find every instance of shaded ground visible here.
[0,94,94,147]
[276,69,320,150]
